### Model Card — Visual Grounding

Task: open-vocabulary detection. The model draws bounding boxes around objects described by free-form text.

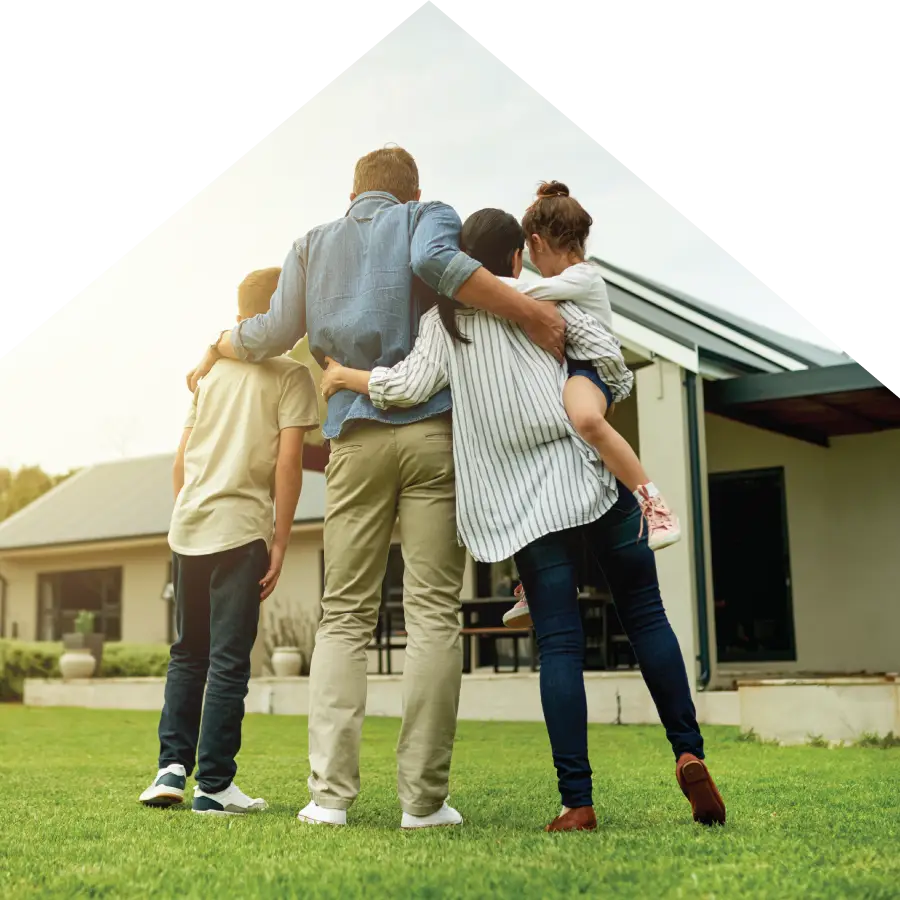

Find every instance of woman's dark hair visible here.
[460,208,525,278]
[413,277,470,344]
[521,181,592,257]
[422,208,526,343]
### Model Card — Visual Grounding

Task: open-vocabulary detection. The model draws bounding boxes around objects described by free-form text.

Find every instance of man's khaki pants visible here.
[307,415,466,816]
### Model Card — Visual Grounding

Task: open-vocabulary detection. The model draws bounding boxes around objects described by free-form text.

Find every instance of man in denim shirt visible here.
[186,147,564,829]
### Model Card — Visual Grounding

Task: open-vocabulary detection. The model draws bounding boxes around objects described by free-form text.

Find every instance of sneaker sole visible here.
[502,610,532,629]
[680,760,726,826]
[139,788,184,808]
[296,814,346,826]
[192,807,266,816]
[648,533,682,552]
[400,820,463,830]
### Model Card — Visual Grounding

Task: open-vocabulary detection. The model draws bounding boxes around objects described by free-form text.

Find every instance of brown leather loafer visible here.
[676,754,726,826]
[545,806,597,832]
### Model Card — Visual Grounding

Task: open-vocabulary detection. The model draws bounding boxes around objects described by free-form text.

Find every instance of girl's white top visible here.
[509,262,613,331]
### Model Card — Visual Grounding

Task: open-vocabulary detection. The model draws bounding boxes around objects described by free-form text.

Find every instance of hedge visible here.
[0,640,171,702]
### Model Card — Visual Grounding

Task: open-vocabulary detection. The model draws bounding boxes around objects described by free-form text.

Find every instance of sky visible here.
[0,4,839,473]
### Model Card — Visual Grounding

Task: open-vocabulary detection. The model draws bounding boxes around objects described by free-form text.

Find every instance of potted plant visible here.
[264,599,313,678]
[59,610,100,679]
[64,610,105,666]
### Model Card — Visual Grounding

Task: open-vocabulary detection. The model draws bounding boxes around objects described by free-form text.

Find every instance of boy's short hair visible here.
[353,146,419,203]
[238,268,281,319]
[460,209,525,278]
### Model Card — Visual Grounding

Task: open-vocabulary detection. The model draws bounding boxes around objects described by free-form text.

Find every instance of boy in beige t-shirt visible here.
[139,268,319,815]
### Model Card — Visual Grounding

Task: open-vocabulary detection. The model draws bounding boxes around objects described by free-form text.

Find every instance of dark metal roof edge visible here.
[704,363,883,407]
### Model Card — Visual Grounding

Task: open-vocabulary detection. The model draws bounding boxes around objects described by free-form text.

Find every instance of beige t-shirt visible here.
[168,356,319,556]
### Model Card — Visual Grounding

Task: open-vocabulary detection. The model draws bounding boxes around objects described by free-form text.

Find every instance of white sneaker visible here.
[139,764,186,807]
[192,782,268,816]
[400,802,463,829]
[297,801,348,826]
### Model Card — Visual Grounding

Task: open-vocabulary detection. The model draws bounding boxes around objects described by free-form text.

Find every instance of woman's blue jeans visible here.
[513,482,704,809]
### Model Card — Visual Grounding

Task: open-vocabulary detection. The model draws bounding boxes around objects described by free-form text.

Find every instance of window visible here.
[37,568,122,641]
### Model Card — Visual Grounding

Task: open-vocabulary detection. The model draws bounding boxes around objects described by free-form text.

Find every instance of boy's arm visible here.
[560,302,635,404]
[172,428,192,500]
[322,310,450,409]
[261,365,320,601]
[410,202,564,360]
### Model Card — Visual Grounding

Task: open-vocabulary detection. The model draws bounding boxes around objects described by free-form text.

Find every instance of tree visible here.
[0,466,77,523]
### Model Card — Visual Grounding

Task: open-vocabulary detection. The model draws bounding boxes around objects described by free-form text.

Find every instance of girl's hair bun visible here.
[536,180,570,200]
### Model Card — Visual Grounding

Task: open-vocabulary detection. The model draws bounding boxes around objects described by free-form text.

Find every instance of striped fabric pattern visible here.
[369,302,634,563]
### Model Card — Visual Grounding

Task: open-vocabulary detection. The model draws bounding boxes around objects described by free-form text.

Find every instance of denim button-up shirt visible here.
[230,192,482,439]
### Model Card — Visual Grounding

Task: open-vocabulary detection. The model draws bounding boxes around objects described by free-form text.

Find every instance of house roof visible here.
[524,255,849,376]
[0,455,326,553]
[704,362,900,447]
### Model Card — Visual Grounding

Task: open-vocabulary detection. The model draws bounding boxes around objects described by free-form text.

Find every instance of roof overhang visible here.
[704,363,900,447]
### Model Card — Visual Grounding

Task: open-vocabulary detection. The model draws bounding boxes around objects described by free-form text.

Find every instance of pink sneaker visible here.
[502,585,532,629]
[636,487,681,551]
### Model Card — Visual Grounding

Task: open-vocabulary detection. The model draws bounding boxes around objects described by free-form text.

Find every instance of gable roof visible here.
[0,455,326,553]
[523,255,849,376]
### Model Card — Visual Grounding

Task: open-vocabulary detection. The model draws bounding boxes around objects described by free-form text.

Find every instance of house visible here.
[3,259,899,721]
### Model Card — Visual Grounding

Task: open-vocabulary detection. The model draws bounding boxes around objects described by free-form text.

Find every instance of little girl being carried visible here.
[500,181,679,628]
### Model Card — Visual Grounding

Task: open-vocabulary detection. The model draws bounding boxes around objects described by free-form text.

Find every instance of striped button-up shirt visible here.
[368,302,634,563]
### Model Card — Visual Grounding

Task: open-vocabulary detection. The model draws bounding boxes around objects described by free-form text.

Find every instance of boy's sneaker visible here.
[502,584,532,629]
[139,764,186,807]
[192,782,268,816]
[636,486,681,551]
[400,802,463,830]
[297,801,348,826]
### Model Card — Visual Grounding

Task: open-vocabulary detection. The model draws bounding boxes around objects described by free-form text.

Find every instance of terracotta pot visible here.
[59,648,97,680]
[271,647,303,678]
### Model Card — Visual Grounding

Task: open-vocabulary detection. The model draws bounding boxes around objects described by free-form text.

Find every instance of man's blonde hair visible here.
[238,267,281,319]
[353,146,419,203]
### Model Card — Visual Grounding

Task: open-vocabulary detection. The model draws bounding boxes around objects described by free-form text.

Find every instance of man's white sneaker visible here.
[139,764,186,807]
[191,782,268,816]
[297,801,348,826]
[400,802,463,829]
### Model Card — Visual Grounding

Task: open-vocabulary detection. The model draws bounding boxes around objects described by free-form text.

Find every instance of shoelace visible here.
[637,496,674,542]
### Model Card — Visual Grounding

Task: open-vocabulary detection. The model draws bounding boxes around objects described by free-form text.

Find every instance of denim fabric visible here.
[231,192,482,439]
[567,357,614,407]
[514,482,704,808]
[158,540,267,793]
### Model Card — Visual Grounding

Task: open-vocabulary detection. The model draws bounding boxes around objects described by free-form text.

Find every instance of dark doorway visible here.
[709,467,796,663]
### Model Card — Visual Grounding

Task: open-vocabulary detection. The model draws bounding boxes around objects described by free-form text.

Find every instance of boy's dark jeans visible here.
[514,482,704,810]
[158,540,268,793]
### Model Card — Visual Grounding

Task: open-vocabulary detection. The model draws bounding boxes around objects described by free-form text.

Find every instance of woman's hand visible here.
[320,357,347,401]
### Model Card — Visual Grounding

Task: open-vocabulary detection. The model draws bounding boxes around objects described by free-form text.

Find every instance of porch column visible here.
[635,360,699,691]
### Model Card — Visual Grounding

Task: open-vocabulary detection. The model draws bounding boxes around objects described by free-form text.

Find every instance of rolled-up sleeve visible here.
[561,303,635,404]
[410,202,482,299]
[231,240,308,362]
[369,311,451,409]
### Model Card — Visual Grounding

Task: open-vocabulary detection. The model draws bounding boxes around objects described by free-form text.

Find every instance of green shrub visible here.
[0,640,171,701]
[100,643,170,678]
[0,640,61,701]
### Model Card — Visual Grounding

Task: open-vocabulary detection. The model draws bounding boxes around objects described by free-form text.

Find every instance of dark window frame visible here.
[36,567,123,641]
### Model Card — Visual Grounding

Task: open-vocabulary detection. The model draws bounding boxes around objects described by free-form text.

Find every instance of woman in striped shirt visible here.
[320,209,726,833]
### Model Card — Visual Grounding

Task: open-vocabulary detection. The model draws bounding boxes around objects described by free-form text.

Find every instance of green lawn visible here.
[1,707,898,899]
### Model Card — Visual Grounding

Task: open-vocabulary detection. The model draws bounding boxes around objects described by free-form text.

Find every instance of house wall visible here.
[704,415,900,682]
[0,544,173,643]
[635,361,699,689]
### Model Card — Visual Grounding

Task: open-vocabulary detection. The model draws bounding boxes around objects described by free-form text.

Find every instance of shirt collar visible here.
[346,191,403,218]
